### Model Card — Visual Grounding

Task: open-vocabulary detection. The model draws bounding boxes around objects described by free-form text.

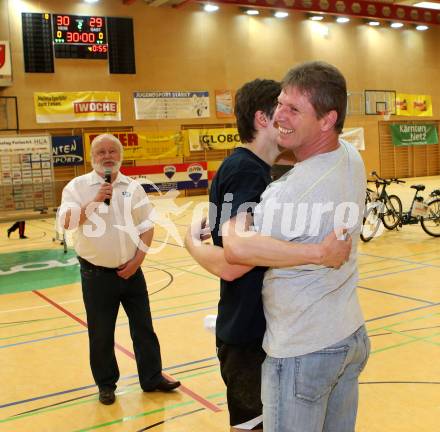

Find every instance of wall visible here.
[1,0,440,177]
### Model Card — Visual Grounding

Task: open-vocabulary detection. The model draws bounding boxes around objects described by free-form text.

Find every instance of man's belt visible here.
[77,256,119,273]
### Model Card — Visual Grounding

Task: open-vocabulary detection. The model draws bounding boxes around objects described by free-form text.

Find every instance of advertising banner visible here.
[390,124,439,146]
[121,162,208,193]
[188,128,241,151]
[84,131,182,161]
[34,91,121,123]
[0,41,12,86]
[134,91,210,120]
[340,127,365,151]
[215,90,234,118]
[396,93,433,117]
[52,135,84,166]
[0,135,53,210]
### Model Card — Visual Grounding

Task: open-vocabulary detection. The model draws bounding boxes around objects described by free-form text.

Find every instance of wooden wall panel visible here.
[379,120,440,178]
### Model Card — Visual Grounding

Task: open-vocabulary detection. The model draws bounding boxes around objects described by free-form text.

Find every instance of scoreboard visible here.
[22,12,135,73]
[52,14,108,59]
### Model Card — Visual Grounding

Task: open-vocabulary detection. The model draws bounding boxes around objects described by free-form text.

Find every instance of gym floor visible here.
[1,176,439,432]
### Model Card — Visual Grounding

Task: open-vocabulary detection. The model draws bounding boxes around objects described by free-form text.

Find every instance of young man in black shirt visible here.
[187,79,281,431]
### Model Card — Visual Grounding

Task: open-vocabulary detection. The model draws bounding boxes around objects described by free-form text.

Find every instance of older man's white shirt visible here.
[59,170,153,268]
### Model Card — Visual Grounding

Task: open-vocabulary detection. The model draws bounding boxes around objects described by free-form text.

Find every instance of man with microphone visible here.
[59,133,180,405]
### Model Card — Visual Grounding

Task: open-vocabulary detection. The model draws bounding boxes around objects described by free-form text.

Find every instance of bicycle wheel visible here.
[360,202,382,242]
[381,194,402,230]
[420,198,440,237]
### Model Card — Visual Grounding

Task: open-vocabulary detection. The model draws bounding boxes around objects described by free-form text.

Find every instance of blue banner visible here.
[52,135,84,166]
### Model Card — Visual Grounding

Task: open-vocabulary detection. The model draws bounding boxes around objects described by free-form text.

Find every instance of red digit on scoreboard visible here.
[57,15,70,26]
[90,17,103,28]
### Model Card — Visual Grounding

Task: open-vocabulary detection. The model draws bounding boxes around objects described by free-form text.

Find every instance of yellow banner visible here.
[34,91,121,123]
[187,128,241,151]
[84,131,182,161]
[396,93,433,117]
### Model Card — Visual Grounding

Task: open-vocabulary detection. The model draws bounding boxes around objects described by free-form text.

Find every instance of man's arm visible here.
[117,228,154,279]
[222,213,351,268]
[62,183,112,230]
[185,222,253,281]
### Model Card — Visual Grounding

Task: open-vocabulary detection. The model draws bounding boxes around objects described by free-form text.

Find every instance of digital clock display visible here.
[52,14,108,59]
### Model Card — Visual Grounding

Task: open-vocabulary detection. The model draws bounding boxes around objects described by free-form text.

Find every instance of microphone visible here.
[104,168,112,206]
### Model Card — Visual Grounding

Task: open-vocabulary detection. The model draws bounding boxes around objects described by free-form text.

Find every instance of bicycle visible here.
[360,171,404,242]
[399,186,440,237]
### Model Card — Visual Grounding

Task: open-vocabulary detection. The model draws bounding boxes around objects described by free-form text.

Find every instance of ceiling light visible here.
[414,2,440,9]
[309,15,324,21]
[204,4,219,12]
[368,21,380,26]
[336,17,350,23]
[84,0,99,3]
[245,9,260,16]
[416,24,429,31]
[390,22,404,28]
[274,11,289,18]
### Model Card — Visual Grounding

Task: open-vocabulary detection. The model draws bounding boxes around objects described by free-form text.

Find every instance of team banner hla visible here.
[188,128,241,151]
[121,162,208,193]
[390,124,439,146]
[34,91,121,123]
[84,131,182,161]
[134,91,210,120]
[396,93,433,117]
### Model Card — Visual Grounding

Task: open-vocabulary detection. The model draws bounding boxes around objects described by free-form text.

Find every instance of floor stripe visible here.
[358,285,435,304]
[31,290,221,413]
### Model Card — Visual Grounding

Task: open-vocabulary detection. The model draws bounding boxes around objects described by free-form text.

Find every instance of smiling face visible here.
[91,139,122,175]
[273,85,340,161]
[274,86,323,153]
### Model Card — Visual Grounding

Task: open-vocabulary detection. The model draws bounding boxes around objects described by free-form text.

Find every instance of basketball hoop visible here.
[378,110,391,120]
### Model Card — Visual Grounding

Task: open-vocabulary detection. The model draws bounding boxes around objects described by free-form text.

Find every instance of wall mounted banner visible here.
[52,135,84,166]
[34,91,121,123]
[340,127,365,151]
[188,128,241,151]
[134,91,210,120]
[390,124,439,146]
[215,90,234,118]
[121,162,208,193]
[84,131,182,161]
[0,41,12,86]
[0,135,53,211]
[396,93,433,117]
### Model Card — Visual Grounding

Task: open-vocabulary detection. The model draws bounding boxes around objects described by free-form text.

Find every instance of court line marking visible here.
[31,289,221,413]
[366,302,440,323]
[358,285,435,304]
[0,305,218,349]
[0,356,218,410]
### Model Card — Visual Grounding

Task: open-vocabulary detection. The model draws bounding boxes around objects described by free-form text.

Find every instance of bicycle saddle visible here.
[410,184,425,191]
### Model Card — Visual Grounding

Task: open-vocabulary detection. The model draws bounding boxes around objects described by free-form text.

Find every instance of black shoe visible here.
[19,235,28,239]
[143,377,181,392]
[7,229,12,238]
[99,388,116,405]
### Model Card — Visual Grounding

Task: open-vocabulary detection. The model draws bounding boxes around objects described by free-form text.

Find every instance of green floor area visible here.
[0,249,80,294]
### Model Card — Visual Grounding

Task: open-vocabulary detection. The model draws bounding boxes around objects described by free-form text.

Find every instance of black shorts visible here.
[217,341,266,429]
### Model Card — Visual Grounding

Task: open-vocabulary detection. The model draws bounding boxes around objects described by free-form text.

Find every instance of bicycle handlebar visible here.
[369,171,406,186]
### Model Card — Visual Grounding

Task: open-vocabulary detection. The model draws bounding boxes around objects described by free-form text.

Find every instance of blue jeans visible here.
[261,325,370,432]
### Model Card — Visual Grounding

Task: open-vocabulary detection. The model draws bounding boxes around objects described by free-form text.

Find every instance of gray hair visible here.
[90,133,123,159]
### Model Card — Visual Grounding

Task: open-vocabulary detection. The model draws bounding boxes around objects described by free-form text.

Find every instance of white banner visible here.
[134,91,210,120]
[0,135,51,154]
[341,127,365,151]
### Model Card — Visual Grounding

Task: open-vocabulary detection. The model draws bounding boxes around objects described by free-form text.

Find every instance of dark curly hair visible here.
[235,79,281,144]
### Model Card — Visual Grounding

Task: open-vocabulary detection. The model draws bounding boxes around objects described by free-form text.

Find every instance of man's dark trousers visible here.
[79,258,162,391]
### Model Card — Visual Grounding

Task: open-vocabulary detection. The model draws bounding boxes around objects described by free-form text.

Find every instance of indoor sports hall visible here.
[1,1,439,431]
